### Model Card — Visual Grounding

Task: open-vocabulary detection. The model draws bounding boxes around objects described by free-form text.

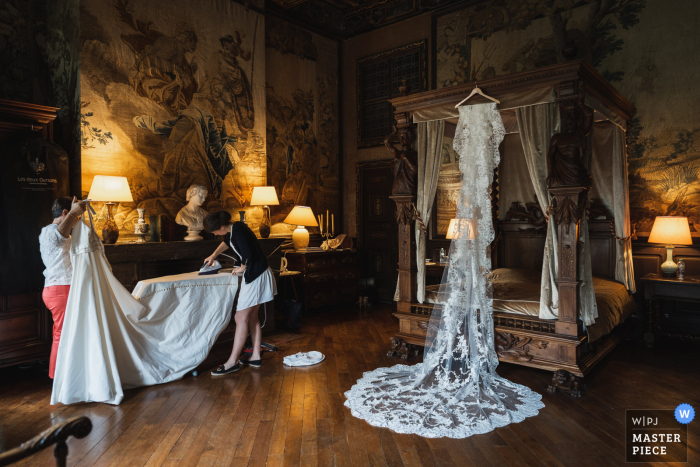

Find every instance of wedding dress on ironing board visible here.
[51,210,236,405]
[344,103,544,438]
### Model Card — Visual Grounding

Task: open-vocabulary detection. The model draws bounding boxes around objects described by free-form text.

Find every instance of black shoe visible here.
[240,358,262,368]
[211,362,241,376]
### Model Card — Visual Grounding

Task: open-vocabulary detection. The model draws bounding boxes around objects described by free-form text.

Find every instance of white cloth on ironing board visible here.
[51,216,238,405]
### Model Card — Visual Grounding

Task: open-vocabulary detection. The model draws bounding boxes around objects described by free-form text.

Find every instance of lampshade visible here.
[87,176,134,202]
[446,219,457,239]
[648,216,692,245]
[446,218,476,239]
[250,186,279,206]
[283,206,318,226]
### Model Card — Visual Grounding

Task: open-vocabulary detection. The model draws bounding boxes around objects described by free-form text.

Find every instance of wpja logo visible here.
[626,406,692,463]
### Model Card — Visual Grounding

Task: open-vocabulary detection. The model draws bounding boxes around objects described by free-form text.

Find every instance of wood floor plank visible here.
[317,418,334,467]
[283,419,303,467]
[248,420,275,467]
[268,394,292,457]
[376,428,405,467]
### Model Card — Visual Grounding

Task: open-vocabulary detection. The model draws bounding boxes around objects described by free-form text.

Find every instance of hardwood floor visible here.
[0,304,698,467]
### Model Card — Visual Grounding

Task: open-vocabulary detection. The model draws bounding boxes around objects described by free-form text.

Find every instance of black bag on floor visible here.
[283,299,302,331]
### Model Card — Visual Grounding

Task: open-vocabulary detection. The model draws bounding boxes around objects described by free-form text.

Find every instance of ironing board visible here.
[132,271,240,300]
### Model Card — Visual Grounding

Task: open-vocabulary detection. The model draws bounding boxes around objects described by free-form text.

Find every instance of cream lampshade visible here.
[87,176,134,244]
[648,216,692,277]
[446,219,457,239]
[283,206,318,250]
[446,218,476,240]
[87,175,134,202]
[250,187,279,239]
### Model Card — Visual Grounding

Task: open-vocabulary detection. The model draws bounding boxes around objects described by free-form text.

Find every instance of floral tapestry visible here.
[80,0,266,236]
[265,17,340,234]
[437,0,700,233]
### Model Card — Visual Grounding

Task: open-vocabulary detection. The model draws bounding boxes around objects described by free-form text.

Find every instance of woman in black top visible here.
[203,211,277,375]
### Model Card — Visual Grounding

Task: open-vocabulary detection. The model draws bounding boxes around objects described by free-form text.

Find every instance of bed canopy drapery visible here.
[408,72,635,318]
[386,60,637,396]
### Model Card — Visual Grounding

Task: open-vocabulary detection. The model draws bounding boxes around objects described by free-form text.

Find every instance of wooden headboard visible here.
[496,199,617,281]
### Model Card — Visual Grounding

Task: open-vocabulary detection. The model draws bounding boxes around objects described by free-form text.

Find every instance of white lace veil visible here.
[344,103,544,438]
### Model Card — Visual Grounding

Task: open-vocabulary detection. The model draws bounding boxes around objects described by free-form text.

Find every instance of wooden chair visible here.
[0,416,92,467]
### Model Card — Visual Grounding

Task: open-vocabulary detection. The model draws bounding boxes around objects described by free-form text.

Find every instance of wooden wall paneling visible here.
[356,160,397,302]
[0,100,60,368]
[0,293,51,367]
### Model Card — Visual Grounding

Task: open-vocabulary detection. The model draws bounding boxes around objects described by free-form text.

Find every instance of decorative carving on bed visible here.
[385,126,418,196]
[394,201,414,225]
[504,199,546,226]
[386,80,418,197]
[561,244,575,277]
[587,198,613,220]
[547,369,583,398]
[493,314,556,333]
[495,332,548,362]
[387,79,419,312]
[546,95,594,189]
[550,188,588,231]
[387,337,419,360]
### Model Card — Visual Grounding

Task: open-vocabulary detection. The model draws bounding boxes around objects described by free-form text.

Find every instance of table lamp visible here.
[88,175,134,244]
[648,216,692,277]
[446,218,476,240]
[283,206,318,251]
[250,186,279,239]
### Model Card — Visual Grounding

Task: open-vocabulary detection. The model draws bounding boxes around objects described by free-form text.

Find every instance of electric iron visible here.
[198,260,222,275]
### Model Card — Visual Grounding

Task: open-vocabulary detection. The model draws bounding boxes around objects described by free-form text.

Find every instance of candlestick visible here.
[326,210,329,233]
[332,214,334,236]
[318,215,323,234]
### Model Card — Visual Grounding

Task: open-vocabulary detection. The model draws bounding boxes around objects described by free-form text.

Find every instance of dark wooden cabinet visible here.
[286,250,359,310]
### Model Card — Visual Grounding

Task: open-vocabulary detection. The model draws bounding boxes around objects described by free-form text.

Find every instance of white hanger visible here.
[454,81,500,108]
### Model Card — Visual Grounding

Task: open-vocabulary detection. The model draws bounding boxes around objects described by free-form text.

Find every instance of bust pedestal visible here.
[184,229,204,241]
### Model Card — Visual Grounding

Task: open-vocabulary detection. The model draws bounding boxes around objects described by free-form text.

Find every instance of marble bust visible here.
[176,185,208,241]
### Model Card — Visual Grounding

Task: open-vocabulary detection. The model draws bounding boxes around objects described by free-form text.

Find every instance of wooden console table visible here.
[285,249,359,311]
[640,273,700,347]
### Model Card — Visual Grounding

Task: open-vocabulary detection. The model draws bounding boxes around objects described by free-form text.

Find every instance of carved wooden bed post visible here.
[386,81,420,359]
[546,79,594,397]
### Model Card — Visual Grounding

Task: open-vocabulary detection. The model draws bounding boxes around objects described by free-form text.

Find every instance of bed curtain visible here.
[394,120,445,303]
[515,103,598,326]
[591,121,636,292]
[514,103,561,321]
[416,120,445,303]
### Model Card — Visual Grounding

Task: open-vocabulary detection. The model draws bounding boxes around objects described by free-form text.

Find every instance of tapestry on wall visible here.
[265,16,340,234]
[80,0,266,236]
[437,0,700,234]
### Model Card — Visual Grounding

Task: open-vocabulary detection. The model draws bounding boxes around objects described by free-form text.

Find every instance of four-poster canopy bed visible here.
[385,60,637,396]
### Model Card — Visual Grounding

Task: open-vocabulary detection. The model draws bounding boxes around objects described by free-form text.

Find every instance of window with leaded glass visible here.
[357,40,427,148]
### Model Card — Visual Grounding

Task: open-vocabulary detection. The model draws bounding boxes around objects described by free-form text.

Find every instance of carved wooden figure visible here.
[546,94,594,189]
[385,126,418,196]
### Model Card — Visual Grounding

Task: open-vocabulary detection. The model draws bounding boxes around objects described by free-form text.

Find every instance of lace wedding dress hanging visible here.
[344,103,544,438]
